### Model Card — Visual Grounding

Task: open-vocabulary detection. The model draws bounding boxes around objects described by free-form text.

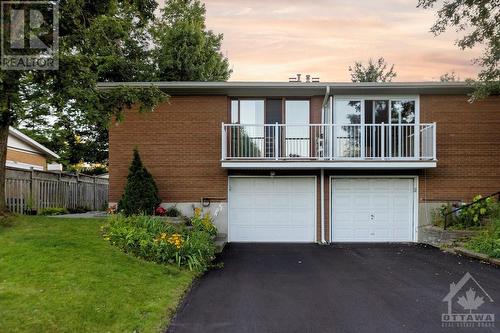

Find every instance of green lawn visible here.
[0,216,195,333]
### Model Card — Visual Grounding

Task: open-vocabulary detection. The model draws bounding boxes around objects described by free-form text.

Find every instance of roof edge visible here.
[9,127,60,159]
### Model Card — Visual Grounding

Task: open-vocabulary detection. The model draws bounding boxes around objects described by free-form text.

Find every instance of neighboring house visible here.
[7,127,60,171]
[101,81,500,243]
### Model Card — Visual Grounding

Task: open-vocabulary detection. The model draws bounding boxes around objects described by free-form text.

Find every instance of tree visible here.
[153,0,231,81]
[0,1,166,214]
[417,0,500,100]
[349,57,397,82]
[440,71,459,82]
[118,148,160,215]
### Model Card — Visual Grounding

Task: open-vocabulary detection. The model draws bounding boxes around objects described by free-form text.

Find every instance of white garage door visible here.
[332,178,415,242]
[229,177,316,242]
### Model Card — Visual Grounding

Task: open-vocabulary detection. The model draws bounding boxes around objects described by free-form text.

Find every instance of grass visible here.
[0,216,195,333]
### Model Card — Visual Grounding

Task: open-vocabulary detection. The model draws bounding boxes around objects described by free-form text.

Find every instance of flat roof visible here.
[97,81,473,96]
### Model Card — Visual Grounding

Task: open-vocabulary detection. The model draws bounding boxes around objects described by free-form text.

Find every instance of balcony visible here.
[221,123,436,169]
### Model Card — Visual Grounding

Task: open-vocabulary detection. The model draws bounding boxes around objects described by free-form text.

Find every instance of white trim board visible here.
[222,161,436,169]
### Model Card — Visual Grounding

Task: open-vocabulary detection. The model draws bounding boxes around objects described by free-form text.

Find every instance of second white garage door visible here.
[229,177,316,242]
[332,178,415,242]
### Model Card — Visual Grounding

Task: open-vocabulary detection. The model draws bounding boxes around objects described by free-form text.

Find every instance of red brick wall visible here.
[109,93,500,208]
[419,95,500,202]
[109,96,229,203]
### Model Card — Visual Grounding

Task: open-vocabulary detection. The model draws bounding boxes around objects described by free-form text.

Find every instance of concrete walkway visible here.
[50,211,107,218]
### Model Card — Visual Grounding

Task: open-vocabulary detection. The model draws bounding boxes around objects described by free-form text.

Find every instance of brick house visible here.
[102,81,500,243]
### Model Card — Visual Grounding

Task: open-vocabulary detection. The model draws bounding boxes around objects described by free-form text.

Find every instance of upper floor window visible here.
[230,99,264,124]
[334,97,417,125]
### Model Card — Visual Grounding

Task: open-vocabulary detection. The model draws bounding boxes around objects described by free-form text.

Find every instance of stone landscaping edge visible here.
[440,246,500,267]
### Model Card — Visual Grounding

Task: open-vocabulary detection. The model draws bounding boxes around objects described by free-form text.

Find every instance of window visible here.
[391,100,415,124]
[230,99,265,157]
[239,100,264,125]
[230,100,239,123]
[285,100,310,157]
[335,100,361,124]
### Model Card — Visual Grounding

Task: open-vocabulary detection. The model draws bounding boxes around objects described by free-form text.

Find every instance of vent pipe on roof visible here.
[289,74,320,82]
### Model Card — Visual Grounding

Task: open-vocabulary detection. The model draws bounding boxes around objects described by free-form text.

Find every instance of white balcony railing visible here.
[221,123,436,161]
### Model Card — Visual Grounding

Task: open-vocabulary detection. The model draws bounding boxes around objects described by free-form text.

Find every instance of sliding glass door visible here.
[390,100,416,158]
[333,100,362,158]
[334,97,418,159]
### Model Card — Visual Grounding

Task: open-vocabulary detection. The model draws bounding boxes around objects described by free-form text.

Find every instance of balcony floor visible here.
[221,159,437,169]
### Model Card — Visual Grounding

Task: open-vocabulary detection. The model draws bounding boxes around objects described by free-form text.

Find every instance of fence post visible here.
[30,167,35,212]
[93,176,97,211]
[76,171,80,210]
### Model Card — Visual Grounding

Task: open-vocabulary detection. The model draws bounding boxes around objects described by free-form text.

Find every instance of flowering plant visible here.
[101,214,215,272]
[155,206,167,216]
[191,208,217,237]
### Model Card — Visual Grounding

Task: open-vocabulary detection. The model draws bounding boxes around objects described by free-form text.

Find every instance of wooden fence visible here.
[5,167,109,214]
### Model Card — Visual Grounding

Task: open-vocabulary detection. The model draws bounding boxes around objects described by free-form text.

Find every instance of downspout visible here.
[320,168,325,244]
[320,85,330,244]
[321,85,330,117]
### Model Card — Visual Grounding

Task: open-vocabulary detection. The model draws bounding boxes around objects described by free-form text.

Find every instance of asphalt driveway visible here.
[168,244,500,333]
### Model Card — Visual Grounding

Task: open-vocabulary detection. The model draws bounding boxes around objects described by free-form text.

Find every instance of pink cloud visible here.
[161,0,484,81]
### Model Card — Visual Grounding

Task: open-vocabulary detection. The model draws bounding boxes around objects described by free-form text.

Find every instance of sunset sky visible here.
[165,0,484,82]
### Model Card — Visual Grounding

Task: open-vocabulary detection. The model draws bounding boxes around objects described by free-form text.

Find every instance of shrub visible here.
[102,214,216,272]
[465,217,500,258]
[166,206,181,217]
[435,196,497,229]
[68,206,90,214]
[118,149,161,216]
[458,195,495,227]
[38,207,69,216]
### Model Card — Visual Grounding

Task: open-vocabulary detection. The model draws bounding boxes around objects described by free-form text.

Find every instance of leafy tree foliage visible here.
[153,0,232,81]
[0,0,166,213]
[118,149,161,215]
[418,0,500,100]
[349,58,397,82]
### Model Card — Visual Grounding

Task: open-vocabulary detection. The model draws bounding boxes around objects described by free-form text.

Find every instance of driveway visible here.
[168,244,500,333]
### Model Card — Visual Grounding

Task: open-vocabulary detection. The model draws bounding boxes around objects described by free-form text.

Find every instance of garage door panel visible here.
[229,177,316,242]
[231,210,255,225]
[354,195,371,206]
[230,193,255,209]
[335,196,354,208]
[332,178,414,242]
[291,193,315,208]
